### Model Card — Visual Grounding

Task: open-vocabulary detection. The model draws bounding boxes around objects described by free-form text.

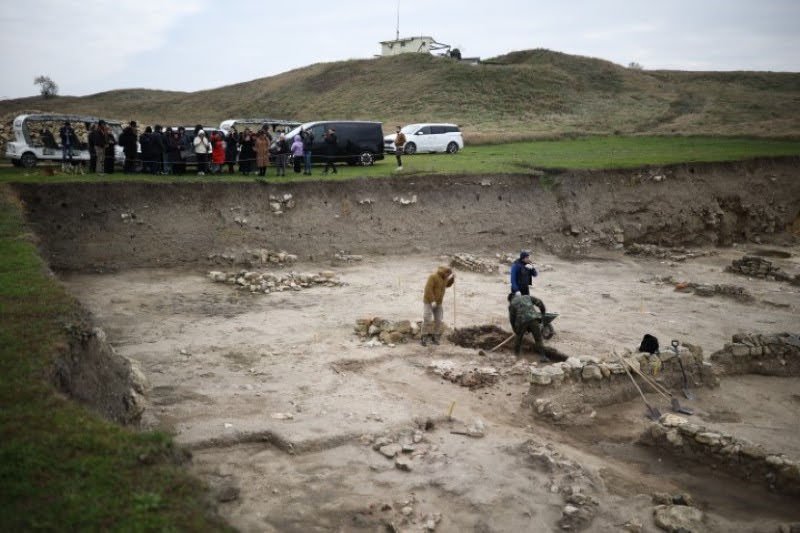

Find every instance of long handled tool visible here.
[672,340,696,400]
[614,351,661,421]
[622,357,694,416]
[489,334,516,352]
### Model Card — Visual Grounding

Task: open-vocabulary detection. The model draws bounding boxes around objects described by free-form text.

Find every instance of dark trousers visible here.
[323,156,337,173]
[396,151,402,166]
[196,153,208,173]
[258,167,266,176]
[514,319,544,355]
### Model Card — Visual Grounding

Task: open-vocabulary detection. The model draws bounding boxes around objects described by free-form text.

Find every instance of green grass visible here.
[2,136,799,184]
[3,50,800,139]
[0,185,230,532]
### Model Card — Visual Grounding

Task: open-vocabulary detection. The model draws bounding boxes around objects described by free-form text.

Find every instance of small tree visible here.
[627,62,644,70]
[34,75,58,98]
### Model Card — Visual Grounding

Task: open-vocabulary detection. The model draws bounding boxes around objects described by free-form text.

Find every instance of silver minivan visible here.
[384,123,464,155]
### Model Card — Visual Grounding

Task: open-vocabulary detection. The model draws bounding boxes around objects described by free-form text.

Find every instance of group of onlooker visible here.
[56,120,340,177]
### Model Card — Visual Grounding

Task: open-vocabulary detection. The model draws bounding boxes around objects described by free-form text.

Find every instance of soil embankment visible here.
[13,158,800,271]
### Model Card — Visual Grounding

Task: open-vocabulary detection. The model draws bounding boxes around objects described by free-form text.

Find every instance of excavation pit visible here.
[14,161,800,532]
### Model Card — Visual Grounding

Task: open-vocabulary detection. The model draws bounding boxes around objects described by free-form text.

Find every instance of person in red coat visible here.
[210,132,226,174]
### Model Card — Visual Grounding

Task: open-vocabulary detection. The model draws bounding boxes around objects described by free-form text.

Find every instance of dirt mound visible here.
[449,325,569,361]
[449,325,510,351]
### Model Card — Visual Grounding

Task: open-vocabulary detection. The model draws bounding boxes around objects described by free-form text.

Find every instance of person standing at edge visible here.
[291,134,304,174]
[421,266,455,346]
[322,127,338,174]
[394,125,406,171]
[510,250,538,297]
[300,127,314,175]
[119,121,138,173]
[225,127,239,174]
[59,120,77,168]
[90,121,108,174]
[254,129,270,177]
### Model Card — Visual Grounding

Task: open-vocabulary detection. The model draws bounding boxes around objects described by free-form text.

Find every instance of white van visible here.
[384,123,464,155]
[219,118,301,135]
[5,114,123,168]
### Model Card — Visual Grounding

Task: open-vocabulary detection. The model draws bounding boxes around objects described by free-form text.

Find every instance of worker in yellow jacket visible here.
[421,266,455,346]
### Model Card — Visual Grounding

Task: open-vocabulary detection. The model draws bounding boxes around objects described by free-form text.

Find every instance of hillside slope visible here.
[2,49,799,139]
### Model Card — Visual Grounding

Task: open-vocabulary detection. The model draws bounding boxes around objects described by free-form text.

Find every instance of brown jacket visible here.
[423,266,455,305]
[255,136,270,167]
[395,131,406,148]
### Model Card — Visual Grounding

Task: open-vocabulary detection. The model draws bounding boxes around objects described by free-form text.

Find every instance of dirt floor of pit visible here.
[59,246,800,532]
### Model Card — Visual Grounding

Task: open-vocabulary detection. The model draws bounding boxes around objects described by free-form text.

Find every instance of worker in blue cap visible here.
[509,250,538,299]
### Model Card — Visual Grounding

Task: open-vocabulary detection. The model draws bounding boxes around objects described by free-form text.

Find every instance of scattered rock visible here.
[394,455,413,471]
[653,504,705,532]
[450,252,500,274]
[379,443,402,458]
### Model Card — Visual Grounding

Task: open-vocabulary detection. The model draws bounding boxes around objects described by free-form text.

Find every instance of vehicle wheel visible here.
[541,323,555,340]
[404,142,416,155]
[11,159,22,167]
[20,152,37,168]
[446,142,459,154]
[359,151,375,166]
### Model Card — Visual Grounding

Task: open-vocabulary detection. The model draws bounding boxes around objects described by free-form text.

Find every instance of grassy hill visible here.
[2,49,800,141]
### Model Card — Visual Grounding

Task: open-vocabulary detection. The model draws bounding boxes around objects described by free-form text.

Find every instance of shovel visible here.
[614,351,661,421]
[671,340,696,400]
[623,357,694,416]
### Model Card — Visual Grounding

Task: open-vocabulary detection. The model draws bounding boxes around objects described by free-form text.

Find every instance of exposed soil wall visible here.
[12,158,800,271]
[54,318,148,424]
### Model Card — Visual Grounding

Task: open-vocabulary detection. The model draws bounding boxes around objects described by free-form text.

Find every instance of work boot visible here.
[420,335,428,347]
[432,335,440,345]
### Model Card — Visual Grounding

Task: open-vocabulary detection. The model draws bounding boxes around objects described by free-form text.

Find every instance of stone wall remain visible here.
[640,414,800,496]
[526,348,716,420]
[709,333,800,376]
[726,255,800,285]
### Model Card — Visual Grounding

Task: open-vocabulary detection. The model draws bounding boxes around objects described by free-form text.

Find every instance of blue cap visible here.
[520,250,530,259]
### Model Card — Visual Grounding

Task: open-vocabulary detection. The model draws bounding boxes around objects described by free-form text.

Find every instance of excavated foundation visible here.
[14,160,800,532]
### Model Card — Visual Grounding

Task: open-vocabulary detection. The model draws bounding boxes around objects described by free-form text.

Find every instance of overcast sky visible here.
[1,0,798,99]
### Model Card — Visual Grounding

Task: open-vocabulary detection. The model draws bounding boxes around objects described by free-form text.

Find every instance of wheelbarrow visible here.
[536,312,559,340]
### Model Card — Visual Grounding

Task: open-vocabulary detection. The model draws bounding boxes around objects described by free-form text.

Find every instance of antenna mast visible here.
[396,0,400,41]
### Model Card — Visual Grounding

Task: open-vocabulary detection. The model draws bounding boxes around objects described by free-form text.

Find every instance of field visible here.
[3,136,800,184]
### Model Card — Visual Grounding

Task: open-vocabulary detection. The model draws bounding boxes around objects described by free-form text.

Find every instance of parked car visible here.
[275,121,385,166]
[5,114,123,168]
[384,123,463,155]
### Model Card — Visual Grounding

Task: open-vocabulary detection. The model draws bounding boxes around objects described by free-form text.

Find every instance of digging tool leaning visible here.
[623,356,694,416]
[614,350,661,421]
[672,339,696,400]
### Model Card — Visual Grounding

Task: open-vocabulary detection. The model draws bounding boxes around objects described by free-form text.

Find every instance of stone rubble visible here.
[207,248,298,267]
[726,255,800,285]
[428,360,500,389]
[208,269,343,294]
[267,193,296,215]
[332,250,364,264]
[393,194,418,206]
[449,253,501,274]
[674,281,754,302]
[522,439,599,531]
[354,317,426,345]
[625,243,715,262]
